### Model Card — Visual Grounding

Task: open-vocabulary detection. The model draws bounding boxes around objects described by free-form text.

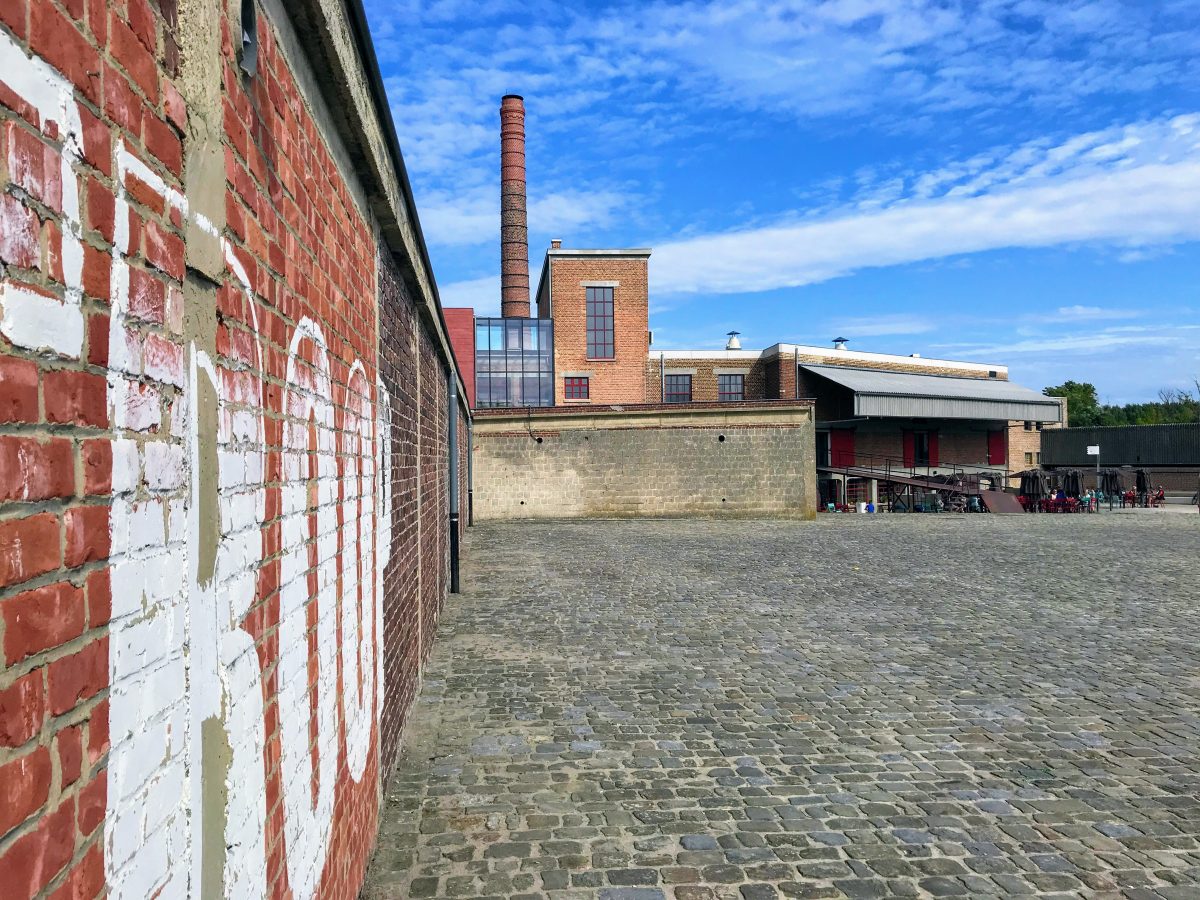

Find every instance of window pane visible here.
[586,287,614,359]
[664,374,691,403]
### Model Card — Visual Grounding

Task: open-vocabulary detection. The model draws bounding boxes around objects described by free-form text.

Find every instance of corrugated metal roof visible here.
[802,365,1062,422]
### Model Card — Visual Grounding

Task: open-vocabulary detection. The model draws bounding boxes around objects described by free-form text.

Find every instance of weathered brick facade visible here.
[645,353,768,403]
[1008,398,1068,475]
[534,249,650,405]
[0,4,467,899]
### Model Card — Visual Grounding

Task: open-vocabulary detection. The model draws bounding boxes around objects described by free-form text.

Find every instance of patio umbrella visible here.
[1100,468,1123,496]
[1020,470,1048,503]
[1135,468,1150,497]
[1064,469,1082,499]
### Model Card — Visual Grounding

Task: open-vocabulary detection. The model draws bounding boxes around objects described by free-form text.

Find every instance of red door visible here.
[902,431,914,468]
[830,429,855,467]
[987,430,1006,466]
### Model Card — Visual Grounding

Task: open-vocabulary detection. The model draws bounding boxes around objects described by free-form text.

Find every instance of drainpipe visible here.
[659,352,665,402]
[467,416,474,526]
[448,371,460,594]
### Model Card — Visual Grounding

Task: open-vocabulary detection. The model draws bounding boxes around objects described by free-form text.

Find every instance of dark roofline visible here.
[341,0,470,413]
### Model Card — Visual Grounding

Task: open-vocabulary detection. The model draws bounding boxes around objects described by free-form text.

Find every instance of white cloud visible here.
[418,185,629,248]
[651,115,1200,296]
[822,314,936,336]
[1048,305,1139,322]
[438,275,499,315]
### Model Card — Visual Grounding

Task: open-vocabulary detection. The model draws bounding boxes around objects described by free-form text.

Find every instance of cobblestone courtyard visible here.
[365,517,1200,900]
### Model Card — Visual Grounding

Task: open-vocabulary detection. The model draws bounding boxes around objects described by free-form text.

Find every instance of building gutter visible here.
[332,0,472,415]
[447,370,460,593]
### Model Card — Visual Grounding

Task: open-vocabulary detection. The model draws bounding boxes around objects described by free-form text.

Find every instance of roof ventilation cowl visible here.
[833,336,849,351]
[725,331,741,351]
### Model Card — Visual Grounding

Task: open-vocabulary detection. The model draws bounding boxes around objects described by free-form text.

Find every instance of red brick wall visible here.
[444,307,475,408]
[548,255,649,404]
[0,5,463,899]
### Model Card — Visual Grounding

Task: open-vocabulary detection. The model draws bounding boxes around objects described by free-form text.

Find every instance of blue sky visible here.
[363,0,1200,404]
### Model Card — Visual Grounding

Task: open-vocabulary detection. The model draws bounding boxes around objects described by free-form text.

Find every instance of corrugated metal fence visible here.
[1042,423,1200,466]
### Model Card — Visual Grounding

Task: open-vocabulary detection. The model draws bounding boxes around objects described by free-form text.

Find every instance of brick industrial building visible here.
[0,3,468,899]
[450,96,1064,513]
[462,96,818,520]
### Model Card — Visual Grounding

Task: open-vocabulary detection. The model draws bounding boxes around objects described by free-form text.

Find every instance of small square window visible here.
[718,373,744,402]
[564,376,589,400]
[1024,452,1034,466]
[664,374,692,404]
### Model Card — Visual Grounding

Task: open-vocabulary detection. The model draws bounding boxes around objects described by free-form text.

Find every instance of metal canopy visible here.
[802,364,1063,422]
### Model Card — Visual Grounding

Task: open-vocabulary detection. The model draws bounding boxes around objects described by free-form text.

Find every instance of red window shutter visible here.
[928,431,939,467]
[902,431,914,468]
[830,429,855,467]
[987,430,1006,465]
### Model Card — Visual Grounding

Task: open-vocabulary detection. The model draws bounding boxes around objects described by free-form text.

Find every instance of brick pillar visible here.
[500,95,530,318]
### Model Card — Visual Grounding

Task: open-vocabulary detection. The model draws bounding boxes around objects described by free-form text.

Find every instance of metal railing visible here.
[816,452,1014,512]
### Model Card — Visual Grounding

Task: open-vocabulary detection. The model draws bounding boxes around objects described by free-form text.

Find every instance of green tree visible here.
[1042,379,1200,427]
[1043,380,1101,427]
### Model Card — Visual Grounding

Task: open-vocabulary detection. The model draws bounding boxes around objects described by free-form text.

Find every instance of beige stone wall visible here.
[472,403,817,519]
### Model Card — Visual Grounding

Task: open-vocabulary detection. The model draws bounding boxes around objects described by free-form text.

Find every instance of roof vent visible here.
[910,352,921,358]
[832,337,848,350]
[726,331,741,350]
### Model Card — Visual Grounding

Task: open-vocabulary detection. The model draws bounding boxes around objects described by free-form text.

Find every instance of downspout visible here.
[448,371,460,594]
[467,417,474,526]
[660,352,665,403]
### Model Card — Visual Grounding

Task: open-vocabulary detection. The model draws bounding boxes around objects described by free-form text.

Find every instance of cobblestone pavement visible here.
[364,516,1200,900]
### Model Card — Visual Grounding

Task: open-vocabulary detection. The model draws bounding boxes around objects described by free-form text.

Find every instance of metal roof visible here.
[801,365,1062,422]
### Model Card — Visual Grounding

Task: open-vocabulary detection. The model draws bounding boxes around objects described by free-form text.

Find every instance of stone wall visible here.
[472,402,817,519]
[0,4,466,899]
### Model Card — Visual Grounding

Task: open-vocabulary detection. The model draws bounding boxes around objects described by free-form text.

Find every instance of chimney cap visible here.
[501,93,524,101]
[550,238,562,249]
[832,336,849,350]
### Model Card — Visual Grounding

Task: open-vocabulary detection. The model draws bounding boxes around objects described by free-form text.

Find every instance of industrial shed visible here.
[1041,423,1200,492]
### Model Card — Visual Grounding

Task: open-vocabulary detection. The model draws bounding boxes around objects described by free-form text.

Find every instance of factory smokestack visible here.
[500,95,530,318]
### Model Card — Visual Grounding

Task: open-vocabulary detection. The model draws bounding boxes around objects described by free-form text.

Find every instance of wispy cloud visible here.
[418,185,629,248]
[1042,305,1140,322]
[651,115,1200,296]
[438,275,499,315]
[939,326,1199,358]
[822,314,936,337]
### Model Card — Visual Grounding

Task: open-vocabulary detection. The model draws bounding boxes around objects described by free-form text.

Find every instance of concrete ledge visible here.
[473,400,815,433]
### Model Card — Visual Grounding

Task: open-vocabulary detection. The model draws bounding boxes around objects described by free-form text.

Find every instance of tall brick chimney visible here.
[500,94,530,318]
